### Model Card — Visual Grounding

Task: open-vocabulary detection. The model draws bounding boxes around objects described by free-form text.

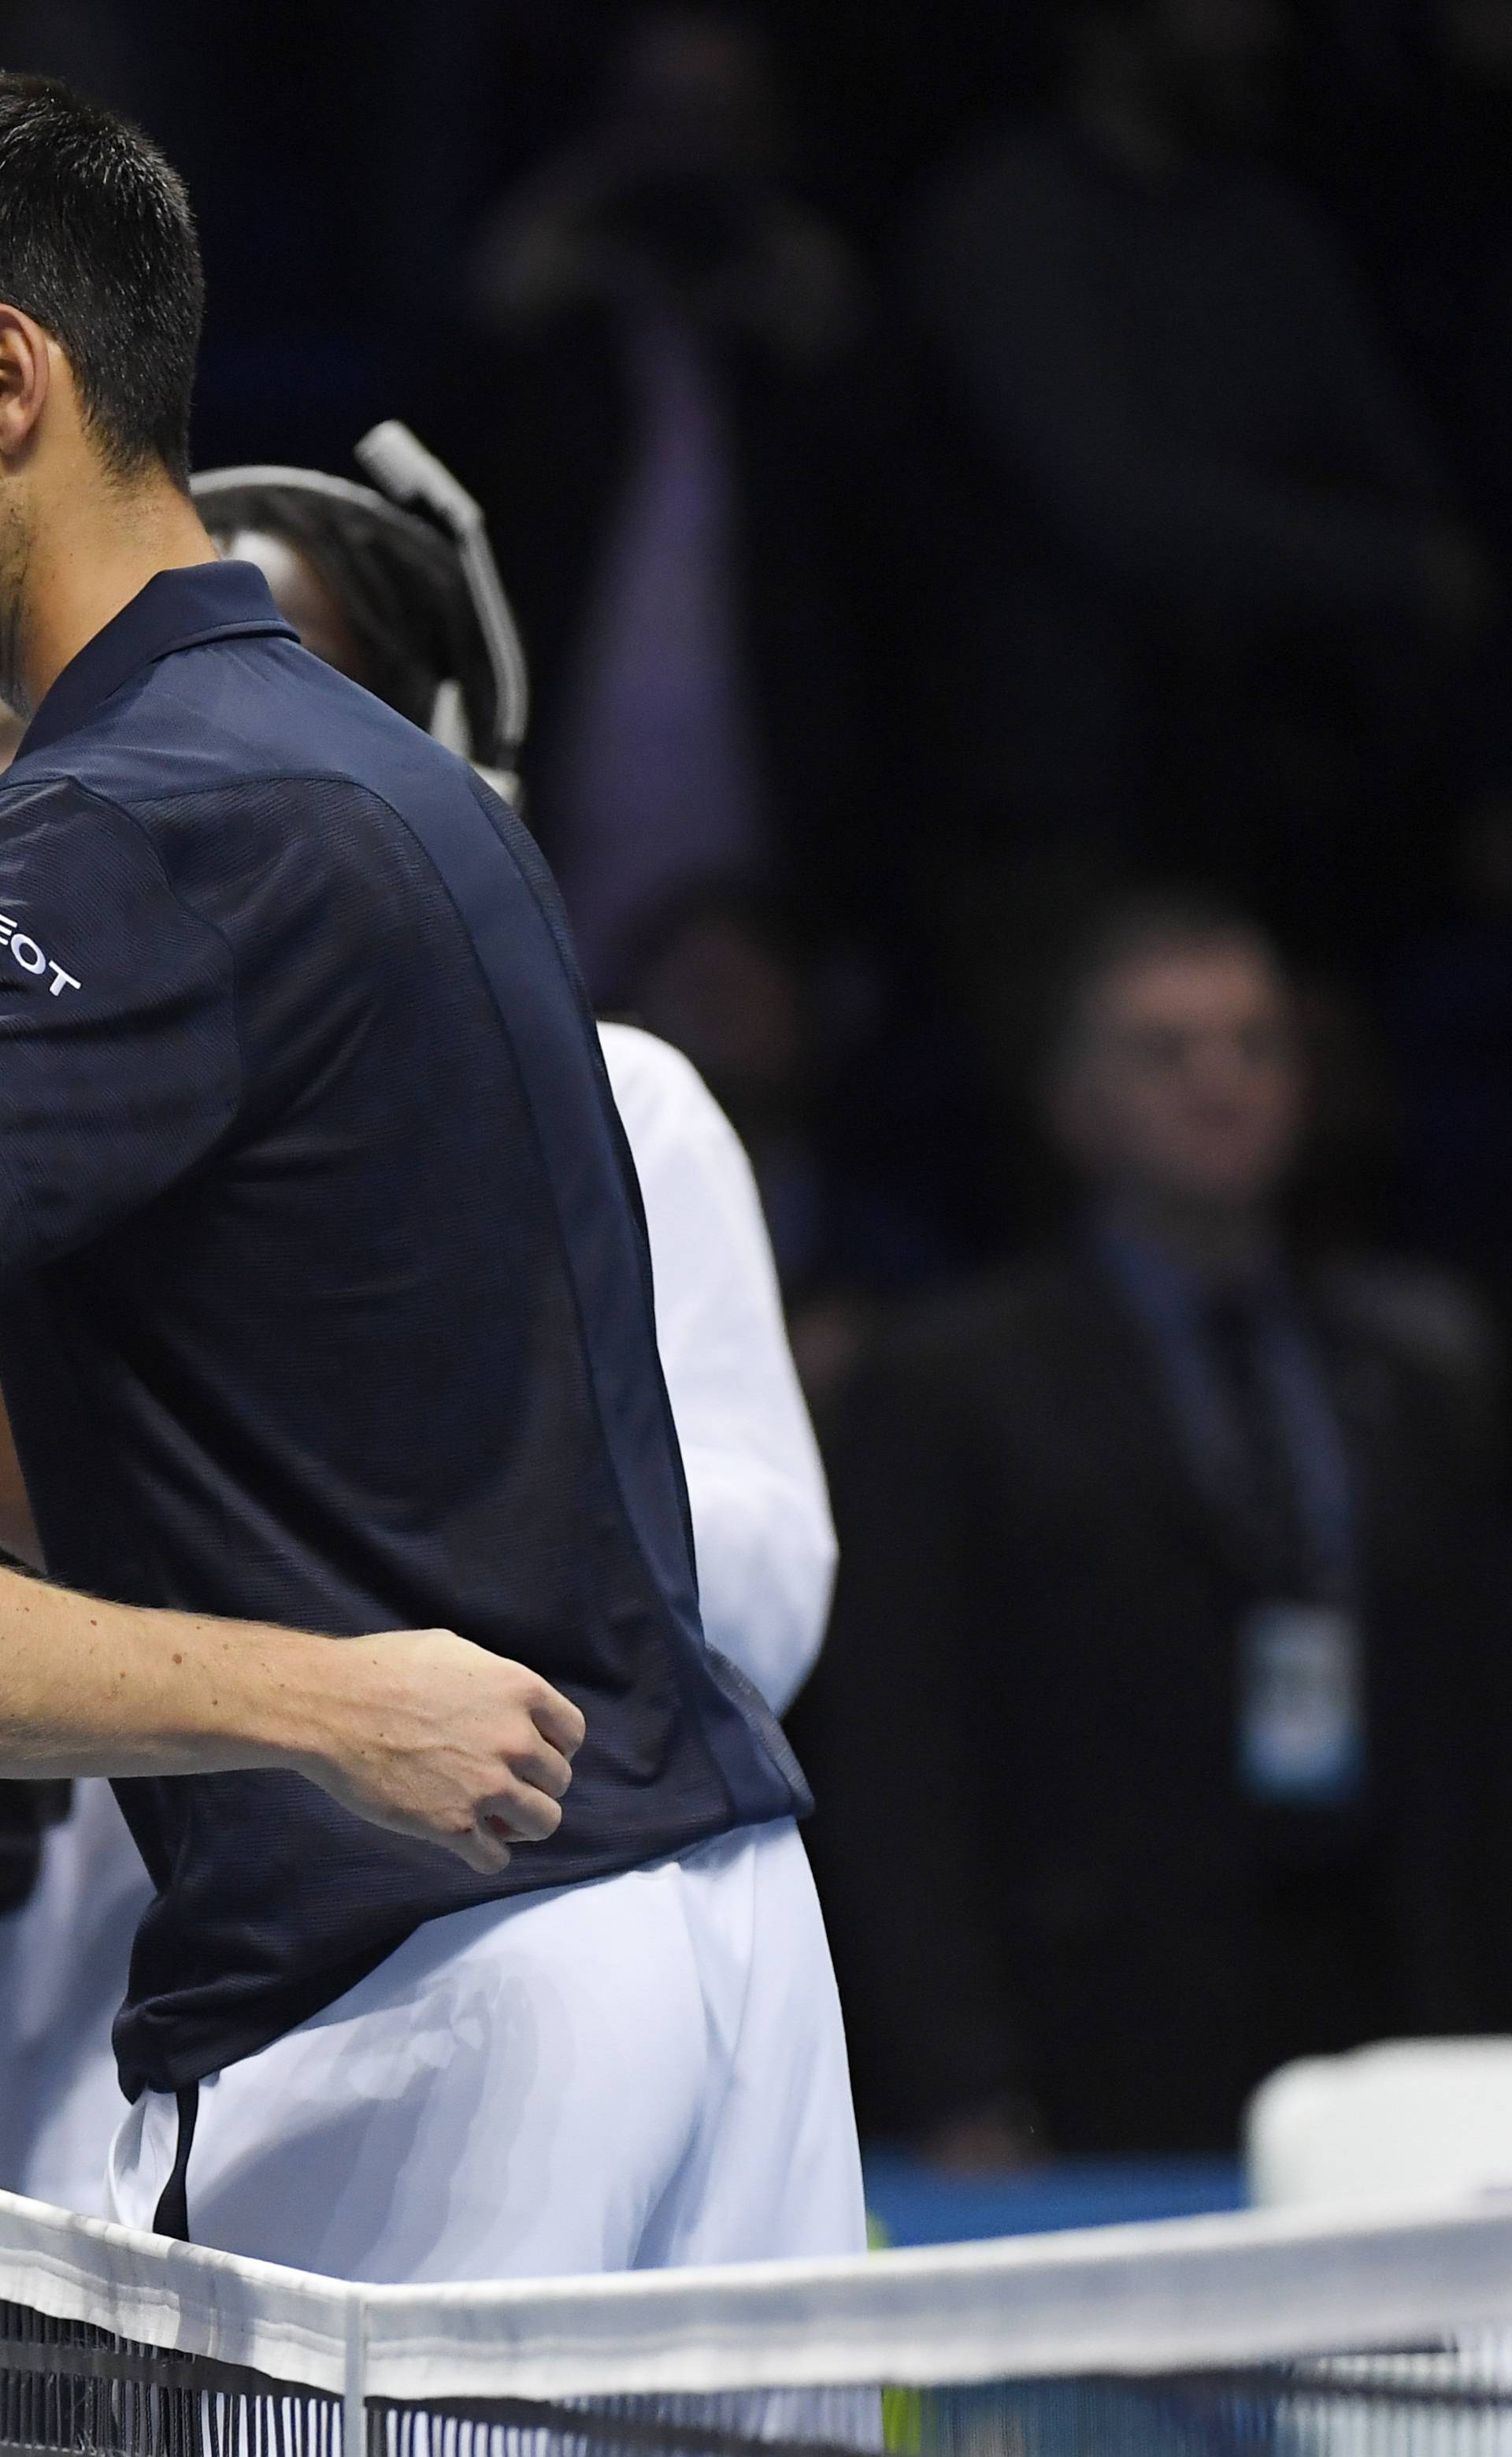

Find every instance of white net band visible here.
[1,2190,1511,2406]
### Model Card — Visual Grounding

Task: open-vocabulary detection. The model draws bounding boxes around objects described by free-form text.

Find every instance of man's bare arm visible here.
[0,1571,586,1879]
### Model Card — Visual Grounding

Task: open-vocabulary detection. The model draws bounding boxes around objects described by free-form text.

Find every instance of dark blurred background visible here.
[32,0,1512,2192]
[33,0,1501,1390]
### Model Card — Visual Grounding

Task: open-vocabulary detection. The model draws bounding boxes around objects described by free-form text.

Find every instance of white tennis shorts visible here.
[107,1817,866,2283]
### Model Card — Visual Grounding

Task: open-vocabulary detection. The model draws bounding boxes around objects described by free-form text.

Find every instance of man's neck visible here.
[1102,1190,1277,1283]
[13,472,216,718]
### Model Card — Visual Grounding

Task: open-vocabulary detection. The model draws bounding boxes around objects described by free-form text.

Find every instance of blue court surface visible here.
[862,2151,1247,2247]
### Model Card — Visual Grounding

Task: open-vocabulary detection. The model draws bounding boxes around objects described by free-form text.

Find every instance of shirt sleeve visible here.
[0,775,241,1274]
[599,1023,836,1716]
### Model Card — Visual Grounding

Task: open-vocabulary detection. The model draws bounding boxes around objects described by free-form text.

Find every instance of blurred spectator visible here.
[1391,792,1512,1306]
[1327,0,1512,801]
[625,888,964,1406]
[906,0,1489,945]
[796,892,1510,2161]
[451,6,883,1000]
[1332,0,1512,569]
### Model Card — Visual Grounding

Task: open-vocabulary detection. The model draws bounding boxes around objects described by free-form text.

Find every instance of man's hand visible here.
[0,1568,585,1864]
[305,1631,586,1876]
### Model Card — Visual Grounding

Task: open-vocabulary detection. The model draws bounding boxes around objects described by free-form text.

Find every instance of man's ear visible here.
[0,308,52,466]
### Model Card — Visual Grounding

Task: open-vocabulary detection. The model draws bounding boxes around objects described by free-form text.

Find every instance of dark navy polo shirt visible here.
[0,560,806,2099]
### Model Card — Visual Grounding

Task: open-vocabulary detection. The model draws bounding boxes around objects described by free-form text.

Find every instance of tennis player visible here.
[0,74,862,2279]
[188,442,839,1723]
[0,1019,836,2214]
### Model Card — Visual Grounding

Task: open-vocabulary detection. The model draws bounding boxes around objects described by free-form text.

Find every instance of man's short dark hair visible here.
[0,74,202,487]
[1043,887,1288,1074]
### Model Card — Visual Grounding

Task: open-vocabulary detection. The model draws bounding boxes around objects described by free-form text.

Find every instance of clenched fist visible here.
[305,1629,586,1874]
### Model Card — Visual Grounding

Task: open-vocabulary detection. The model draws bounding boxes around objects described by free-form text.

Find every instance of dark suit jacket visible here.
[795,1245,1512,2154]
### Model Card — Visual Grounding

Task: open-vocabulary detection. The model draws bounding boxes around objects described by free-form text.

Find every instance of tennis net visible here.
[1,2188,1511,2455]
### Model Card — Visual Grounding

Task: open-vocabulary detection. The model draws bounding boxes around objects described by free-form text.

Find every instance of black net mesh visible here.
[4,2296,1512,2457]
[366,2370,1512,2457]
[0,2297,339,2457]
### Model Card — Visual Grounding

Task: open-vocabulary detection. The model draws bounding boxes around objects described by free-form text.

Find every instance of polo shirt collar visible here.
[17,559,298,761]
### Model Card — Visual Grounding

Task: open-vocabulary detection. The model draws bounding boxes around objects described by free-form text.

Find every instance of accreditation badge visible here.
[1237,1604,1365,1807]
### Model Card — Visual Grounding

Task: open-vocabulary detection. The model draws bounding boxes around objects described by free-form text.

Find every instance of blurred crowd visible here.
[17,0,1512,2163]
